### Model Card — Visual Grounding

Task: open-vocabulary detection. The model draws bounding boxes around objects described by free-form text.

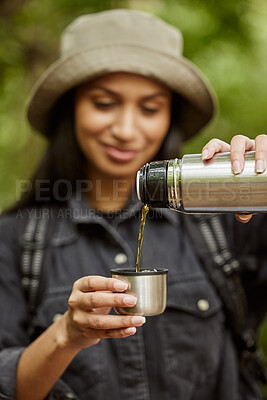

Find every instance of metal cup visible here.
[111,268,168,316]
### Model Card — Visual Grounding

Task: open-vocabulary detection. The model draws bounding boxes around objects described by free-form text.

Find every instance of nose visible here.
[112,106,138,142]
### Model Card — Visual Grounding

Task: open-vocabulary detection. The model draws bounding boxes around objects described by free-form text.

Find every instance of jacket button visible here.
[197,299,210,311]
[66,393,75,399]
[114,253,127,265]
[53,313,63,322]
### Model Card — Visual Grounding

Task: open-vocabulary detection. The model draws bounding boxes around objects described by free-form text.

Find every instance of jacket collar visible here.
[67,191,180,228]
[52,191,180,246]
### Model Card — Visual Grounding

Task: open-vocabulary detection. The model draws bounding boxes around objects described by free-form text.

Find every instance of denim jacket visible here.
[0,196,267,400]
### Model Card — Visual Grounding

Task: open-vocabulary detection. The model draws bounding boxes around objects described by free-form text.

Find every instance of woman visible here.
[0,9,267,400]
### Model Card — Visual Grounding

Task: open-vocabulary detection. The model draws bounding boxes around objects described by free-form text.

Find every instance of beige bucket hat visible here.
[27,9,217,138]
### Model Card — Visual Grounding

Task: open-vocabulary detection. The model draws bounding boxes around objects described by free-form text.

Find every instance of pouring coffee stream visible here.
[111,205,168,316]
[135,204,149,272]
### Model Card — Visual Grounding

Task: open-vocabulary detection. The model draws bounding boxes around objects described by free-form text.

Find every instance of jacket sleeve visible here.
[0,212,31,398]
[0,212,79,400]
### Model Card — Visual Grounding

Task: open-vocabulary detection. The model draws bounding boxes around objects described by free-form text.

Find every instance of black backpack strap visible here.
[183,214,247,334]
[19,208,58,317]
[183,213,267,384]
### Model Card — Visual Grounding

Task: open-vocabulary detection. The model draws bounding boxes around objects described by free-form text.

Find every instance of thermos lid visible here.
[136,160,169,207]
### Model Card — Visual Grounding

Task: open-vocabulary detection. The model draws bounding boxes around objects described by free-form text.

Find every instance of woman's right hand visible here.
[60,275,146,349]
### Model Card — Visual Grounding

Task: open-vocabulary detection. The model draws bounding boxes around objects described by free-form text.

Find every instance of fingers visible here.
[80,314,146,339]
[255,134,267,173]
[202,134,266,175]
[73,311,146,330]
[100,326,137,338]
[89,326,138,339]
[202,139,231,160]
[63,308,142,347]
[66,309,146,344]
[75,276,128,293]
[229,134,267,174]
[230,135,255,174]
[71,291,137,311]
[69,276,137,315]
[65,276,148,347]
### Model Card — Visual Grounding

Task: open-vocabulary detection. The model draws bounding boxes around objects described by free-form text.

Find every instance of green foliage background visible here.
[1,0,267,391]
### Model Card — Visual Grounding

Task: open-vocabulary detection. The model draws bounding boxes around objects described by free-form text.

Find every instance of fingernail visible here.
[256,160,264,173]
[123,295,137,306]
[114,281,128,291]
[202,149,208,160]
[131,316,146,325]
[232,160,241,174]
[125,327,136,335]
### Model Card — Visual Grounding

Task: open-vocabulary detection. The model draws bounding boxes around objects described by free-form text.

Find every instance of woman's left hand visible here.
[201,134,267,223]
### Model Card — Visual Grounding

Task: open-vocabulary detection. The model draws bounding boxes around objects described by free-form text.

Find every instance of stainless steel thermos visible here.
[136,151,267,213]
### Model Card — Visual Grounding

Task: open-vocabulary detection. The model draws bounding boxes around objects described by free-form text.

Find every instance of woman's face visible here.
[74,72,172,180]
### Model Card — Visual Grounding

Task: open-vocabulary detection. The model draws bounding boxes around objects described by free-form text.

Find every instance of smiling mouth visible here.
[104,145,138,162]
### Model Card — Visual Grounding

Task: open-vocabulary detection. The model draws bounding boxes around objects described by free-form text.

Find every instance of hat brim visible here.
[27,44,217,139]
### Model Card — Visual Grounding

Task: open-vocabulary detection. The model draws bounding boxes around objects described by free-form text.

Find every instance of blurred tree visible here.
[0,0,27,17]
